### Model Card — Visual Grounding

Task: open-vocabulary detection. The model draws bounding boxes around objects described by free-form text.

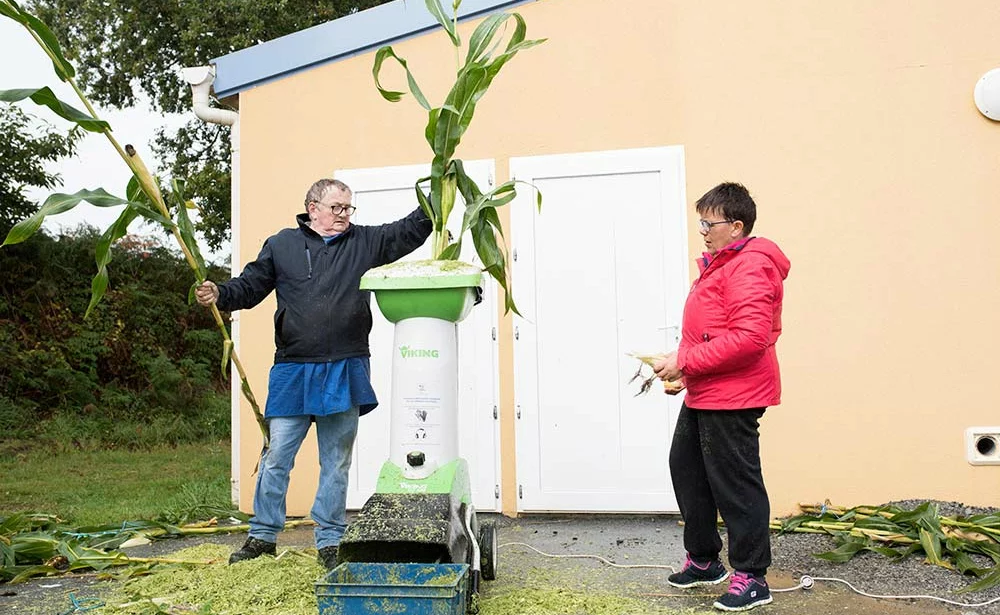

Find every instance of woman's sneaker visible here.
[713,571,772,611]
[667,554,729,588]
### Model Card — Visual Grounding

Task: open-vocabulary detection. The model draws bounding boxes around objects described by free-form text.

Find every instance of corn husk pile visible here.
[773,502,1000,592]
[0,512,311,584]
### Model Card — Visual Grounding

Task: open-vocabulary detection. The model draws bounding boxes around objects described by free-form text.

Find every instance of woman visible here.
[654,182,790,612]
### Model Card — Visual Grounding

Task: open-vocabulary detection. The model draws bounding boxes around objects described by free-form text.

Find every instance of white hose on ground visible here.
[499,542,1000,607]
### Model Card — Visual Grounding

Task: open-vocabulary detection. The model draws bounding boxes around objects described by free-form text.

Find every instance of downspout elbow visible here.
[180,65,237,126]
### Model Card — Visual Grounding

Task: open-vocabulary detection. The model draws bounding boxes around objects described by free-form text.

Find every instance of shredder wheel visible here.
[479,521,497,581]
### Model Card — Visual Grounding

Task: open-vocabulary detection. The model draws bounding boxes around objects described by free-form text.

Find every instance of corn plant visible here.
[774,501,1000,592]
[373,0,545,315]
[0,0,268,448]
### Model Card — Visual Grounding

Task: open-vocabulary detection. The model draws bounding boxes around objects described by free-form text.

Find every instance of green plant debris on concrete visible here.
[99,544,324,615]
[91,544,699,615]
[479,586,673,615]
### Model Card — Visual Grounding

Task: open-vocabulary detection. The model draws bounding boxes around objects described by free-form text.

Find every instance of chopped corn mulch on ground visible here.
[98,544,323,614]
[91,544,681,615]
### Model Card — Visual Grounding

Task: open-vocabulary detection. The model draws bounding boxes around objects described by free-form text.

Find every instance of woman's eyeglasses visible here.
[699,219,732,233]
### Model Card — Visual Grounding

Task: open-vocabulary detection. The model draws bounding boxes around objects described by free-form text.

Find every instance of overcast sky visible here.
[1,18,229,262]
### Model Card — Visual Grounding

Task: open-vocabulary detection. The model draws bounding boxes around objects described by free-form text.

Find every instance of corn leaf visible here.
[85,205,140,318]
[891,502,941,533]
[957,565,1000,593]
[466,13,508,64]
[372,46,431,110]
[2,188,144,246]
[919,528,950,568]
[414,179,434,221]
[81,178,174,317]
[221,340,233,379]
[953,550,990,576]
[0,0,76,81]
[813,536,869,563]
[423,0,460,46]
[0,88,106,131]
[171,179,207,282]
[9,564,59,584]
[474,207,521,315]
[968,513,1000,527]
[866,545,907,559]
[854,515,910,534]
[968,540,1000,563]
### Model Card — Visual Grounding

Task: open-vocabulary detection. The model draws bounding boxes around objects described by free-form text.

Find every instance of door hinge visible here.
[514,326,519,340]
[494,484,500,499]
[488,172,494,187]
[516,404,521,419]
[493,405,498,420]
[518,484,523,499]
[491,326,496,341]
[513,248,518,262]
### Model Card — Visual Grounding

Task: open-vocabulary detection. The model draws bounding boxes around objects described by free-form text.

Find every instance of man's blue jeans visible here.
[248,408,359,549]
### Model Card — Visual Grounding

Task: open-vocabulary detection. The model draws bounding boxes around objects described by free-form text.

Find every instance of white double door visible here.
[335,161,501,512]
[509,146,689,512]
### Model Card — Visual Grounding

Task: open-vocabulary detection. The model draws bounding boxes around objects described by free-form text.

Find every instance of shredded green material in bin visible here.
[99,543,324,615]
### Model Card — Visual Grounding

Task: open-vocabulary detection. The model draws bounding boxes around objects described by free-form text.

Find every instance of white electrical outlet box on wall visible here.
[966,427,1000,465]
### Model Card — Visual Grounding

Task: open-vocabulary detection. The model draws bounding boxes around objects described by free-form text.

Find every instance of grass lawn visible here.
[0,441,232,525]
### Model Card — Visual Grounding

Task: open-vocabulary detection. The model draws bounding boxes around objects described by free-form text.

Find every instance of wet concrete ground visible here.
[0,513,981,615]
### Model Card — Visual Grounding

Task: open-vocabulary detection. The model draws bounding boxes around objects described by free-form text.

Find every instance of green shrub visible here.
[0,226,232,450]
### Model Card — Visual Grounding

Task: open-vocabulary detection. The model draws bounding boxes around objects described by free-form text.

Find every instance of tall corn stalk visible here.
[373,0,545,315]
[0,0,268,447]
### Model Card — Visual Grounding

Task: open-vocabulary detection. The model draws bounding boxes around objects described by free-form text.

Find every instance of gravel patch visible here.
[771,500,1000,614]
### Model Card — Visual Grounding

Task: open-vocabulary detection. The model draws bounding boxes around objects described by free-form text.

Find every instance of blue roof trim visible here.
[212,0,536,99]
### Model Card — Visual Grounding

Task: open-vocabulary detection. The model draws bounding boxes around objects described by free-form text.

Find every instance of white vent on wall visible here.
[966,427,1000,465]
[974,68,1000,121]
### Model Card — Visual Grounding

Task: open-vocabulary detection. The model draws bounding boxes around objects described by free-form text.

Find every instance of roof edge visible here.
[211,0,536,99]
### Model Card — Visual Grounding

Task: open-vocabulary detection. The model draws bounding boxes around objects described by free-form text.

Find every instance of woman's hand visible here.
[663,379,686,395]
[653,351,683,382]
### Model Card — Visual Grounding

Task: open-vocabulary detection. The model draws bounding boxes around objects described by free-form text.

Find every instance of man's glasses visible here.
[699,219,732,233]
[313,202,356,216]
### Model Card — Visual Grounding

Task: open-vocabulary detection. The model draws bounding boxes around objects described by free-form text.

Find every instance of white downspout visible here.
[181,65,242,507]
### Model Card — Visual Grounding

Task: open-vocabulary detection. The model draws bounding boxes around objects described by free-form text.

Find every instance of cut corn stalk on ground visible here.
[0,513,314,583]
[770,501,1000,592]
[627,352,684,395]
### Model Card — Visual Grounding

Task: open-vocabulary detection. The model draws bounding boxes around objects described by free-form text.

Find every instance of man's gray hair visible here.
[304,179,351,210]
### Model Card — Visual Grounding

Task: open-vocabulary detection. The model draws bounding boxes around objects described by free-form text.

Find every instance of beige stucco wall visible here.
[231,0,1000,517]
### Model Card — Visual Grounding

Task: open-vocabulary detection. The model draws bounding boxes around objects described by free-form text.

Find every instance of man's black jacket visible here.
[216,209,432,363]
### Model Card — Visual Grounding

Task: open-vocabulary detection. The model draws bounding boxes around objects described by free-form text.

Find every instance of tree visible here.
[31,0,394,250]
[0,106,80,232]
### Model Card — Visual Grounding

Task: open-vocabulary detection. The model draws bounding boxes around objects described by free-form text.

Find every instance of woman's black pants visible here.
[669,403,771,576]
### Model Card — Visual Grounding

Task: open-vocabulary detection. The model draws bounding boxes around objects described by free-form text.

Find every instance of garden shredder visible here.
[334,260,498,607]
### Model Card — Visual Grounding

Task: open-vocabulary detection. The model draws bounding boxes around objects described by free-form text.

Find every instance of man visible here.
[653,182,790,612]
[196,178,431,569]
